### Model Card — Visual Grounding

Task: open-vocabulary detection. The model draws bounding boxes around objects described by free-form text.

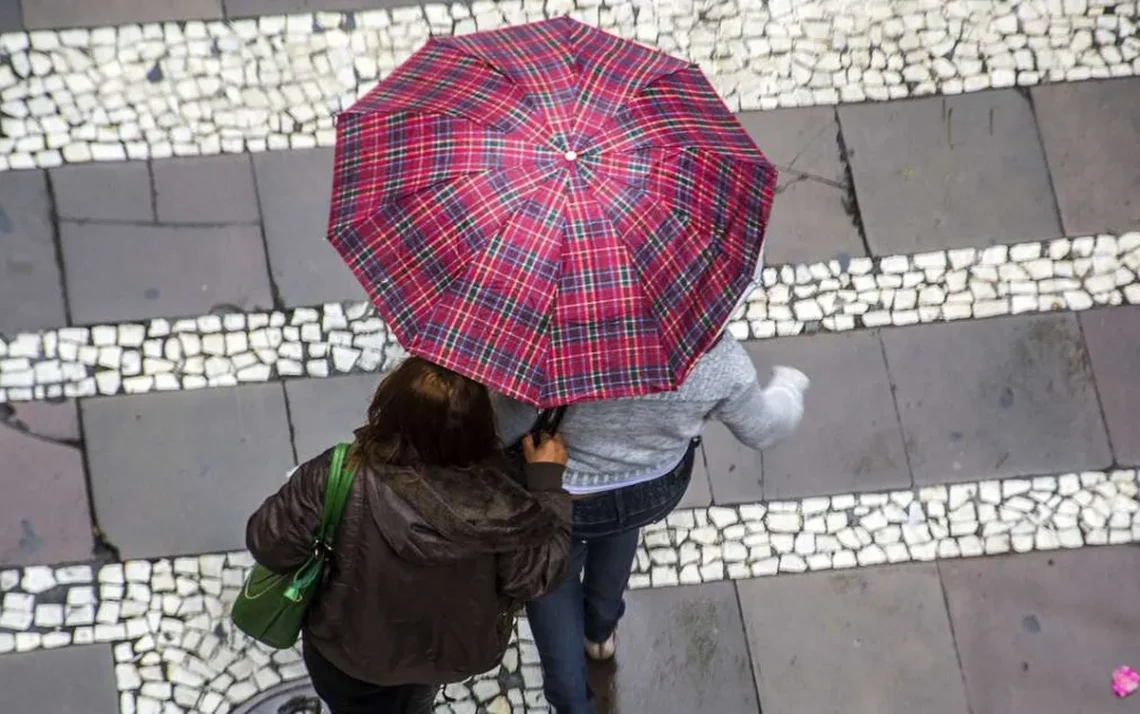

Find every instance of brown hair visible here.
[352,356,500,470]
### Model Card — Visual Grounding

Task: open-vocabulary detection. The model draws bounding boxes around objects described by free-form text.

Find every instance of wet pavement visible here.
[1,1,1140,712]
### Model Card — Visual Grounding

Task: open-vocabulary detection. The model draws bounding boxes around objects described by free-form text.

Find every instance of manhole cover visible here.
[231,679,325,714]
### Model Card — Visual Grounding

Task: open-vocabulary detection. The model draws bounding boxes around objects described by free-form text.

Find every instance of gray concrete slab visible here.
[755,331,910,499]
[736,107,865,266]
[252,148,367,307]
[1078,307,1140,466]
[0,171,68,334]
[678,440,713,509]
[705,332,909,503]
[702,419,764,505]
[839,90,1061,254]
[1032,77,1140,235]
[152,155,261,224]
[81,384,294,559]
[6,399,82,442]
[284,373,380,463]
[21,0,222,29]
[738,565,970,714]
[0,0,21,31]
[0,401,94,567]
[881,314,1112,484]
[592,582,759,714]
[49,162,154,223]
[941,547,1140,714]
[0,646,118,713]
[59,222,273,323]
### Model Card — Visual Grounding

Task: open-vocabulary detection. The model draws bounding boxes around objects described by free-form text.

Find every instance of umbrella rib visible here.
[382,108,524,141]
[534,174,570,406]
[328,165,558,312]
[600,136,772,166]
[590,146,768,226]
[577,150,753,348]
[343,106,517,138]
[350,37,558,147]
[330,169,495,247]
[575,181,670,370]
[337,134,553,226]
[407,170,562,355]
[432,38,565,152]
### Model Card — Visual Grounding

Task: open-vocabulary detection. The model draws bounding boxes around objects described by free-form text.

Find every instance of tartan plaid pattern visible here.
[328,16,776,407]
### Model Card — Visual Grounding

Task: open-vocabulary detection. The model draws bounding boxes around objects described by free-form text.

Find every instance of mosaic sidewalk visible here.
[1,468,1138,713]
[2,0,1140,712]
[1,0,1140,169]
[1,231,1139,403]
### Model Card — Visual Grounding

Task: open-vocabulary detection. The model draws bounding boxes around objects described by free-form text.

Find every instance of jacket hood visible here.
[363,460,556,566]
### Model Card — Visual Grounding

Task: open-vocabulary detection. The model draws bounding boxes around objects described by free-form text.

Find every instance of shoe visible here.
[585,630,616,661]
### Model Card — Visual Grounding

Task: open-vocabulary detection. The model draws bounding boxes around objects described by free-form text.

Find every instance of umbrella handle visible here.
[531,406,568,438]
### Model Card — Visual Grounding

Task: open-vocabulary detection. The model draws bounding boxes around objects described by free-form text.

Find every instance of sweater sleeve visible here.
[491,391,540,446]
[246,456,327,574]
[710,344,810,450]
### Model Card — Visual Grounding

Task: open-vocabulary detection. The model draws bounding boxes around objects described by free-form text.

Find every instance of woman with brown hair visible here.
[246,357,572,714]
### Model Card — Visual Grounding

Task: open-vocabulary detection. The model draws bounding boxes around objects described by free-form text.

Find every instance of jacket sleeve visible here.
[495,462,573,603]
[246,458,327,574]
[711,360,810,451]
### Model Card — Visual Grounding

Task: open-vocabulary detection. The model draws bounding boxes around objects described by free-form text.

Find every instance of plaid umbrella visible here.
[328,17,777,407]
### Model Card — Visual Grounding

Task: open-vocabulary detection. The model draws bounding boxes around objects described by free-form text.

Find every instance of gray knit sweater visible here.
[493,335,809,494]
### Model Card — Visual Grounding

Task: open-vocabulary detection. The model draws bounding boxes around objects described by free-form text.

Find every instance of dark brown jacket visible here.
[246,448,571,686]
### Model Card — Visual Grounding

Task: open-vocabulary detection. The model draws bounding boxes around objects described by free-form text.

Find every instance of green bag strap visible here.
[315,442,356,548]
[282,443,356,602]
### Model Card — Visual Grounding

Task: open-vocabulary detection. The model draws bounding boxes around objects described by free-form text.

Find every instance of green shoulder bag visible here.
[231,442,356,649]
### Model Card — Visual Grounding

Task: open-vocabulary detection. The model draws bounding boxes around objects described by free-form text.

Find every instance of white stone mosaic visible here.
[0,302,408,402]
[0,469,1137,713]
[1,0,1139,170]
[1,232,1138,403]
[0,553,536,714]
[728,232,1140,341]
[632,469,1140,584]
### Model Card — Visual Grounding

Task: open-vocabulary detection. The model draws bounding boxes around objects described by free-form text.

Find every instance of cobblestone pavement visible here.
[1,1,1139,713]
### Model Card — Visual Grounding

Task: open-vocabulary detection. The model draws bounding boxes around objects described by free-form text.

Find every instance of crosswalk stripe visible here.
[0,466,1136,712]
[1,231,1136,403]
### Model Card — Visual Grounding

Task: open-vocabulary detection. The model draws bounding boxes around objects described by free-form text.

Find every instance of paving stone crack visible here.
[146,160,159,221]
[89,526,122,564]
[935,559,979,714]
[278,381,300,467]
[1072,316,1121,465]
[42,167,74,326]
[1022,86,1071,236]
[249,154,288,311]
[0,411,82,451]
[833,109,871,257]
[772,167,845,193]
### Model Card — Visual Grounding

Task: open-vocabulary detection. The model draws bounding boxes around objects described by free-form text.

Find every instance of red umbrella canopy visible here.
[328,16,776,407]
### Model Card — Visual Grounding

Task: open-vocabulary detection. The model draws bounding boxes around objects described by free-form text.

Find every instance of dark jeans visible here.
[303,640,438,714]
[525,441,697,714]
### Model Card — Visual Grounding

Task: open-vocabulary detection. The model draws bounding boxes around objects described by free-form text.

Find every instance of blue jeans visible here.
[525,442,697,714]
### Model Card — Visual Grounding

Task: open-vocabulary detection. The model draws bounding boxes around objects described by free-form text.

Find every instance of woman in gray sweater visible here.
[493,333,809,714]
